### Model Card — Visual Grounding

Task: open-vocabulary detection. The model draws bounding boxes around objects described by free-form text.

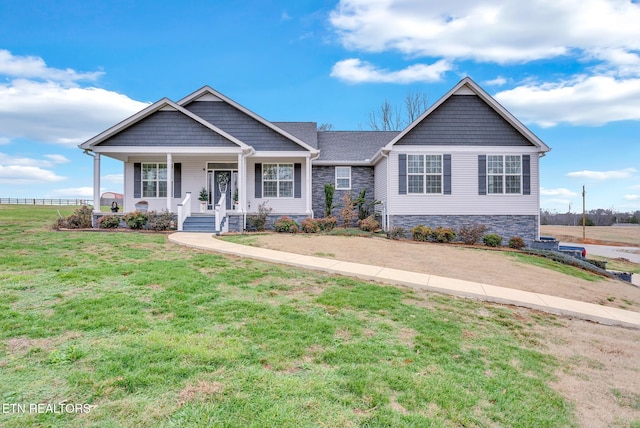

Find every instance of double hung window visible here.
[263,163,294,198]
[142,163,167,198]
[407,154,442,194]
[487,155,521,194]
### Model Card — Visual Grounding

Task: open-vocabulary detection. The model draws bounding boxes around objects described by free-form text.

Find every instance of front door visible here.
[212,170,232,210]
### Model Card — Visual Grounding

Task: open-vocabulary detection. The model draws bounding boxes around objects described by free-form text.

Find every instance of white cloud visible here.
[485,76,507,86]
[44,154,70,164]
[0,137,10,145]
[540,187,578,197]
[566,167,637,180]
[494,75,640,126]
[0,49,103,84]
[0,165,66,184]
[330,0,640,65]
[624,194,640,201]
[0,50,149,147]
[330,58,451,83]
[50,187,94,198]
[103,174,124,184]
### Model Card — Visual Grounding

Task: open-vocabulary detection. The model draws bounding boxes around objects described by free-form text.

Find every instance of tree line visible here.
[540,208,640,226]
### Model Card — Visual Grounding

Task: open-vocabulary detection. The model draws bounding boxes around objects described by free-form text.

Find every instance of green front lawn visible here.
[0,205,574,427]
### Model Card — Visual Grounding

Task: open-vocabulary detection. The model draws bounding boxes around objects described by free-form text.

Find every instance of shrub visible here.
[483,234,503,247]
[247,202,272,231]
[65,205,93,229]
[274,216,299,233]
[458,224,488,245]
[432,226,456,243]
[387,226,406,240]
[508,236,526,249]
[123,211,148,230]
[147,210,175,231]
[98,215,120,229]
[324,183,336,218]
[301,217,319,233]
[358,215,380,232]
[411,224,432,242]
[317,216,337,232]
[339,193,358,228]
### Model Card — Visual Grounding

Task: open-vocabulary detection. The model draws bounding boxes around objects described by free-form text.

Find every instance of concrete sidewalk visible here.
[169,232,640,329]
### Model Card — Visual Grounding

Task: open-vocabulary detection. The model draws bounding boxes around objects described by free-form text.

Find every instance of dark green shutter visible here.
[173,163,181,198]
[294,163,302,198]
[398,154,407,195]
[255,163,262,198]
[522,155,531,195]
[443,154,451,195]
[478,155,486,195]
[134,163,141,198]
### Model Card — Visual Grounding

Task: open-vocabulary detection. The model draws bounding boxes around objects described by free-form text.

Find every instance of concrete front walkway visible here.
[169,232,640,329]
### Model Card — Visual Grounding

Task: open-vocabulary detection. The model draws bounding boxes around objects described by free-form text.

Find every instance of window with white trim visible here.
[407,154,442,194]
[142,163,167,198]
[488,155,521,194]
[263,163,294,198]
[335,166,351,190]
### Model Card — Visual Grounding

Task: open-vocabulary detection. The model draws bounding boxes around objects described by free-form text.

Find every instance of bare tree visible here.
[318,122,334,131]
[367,91,429,131]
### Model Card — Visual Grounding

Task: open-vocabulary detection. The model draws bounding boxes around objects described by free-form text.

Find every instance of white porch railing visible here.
[177,192,191,231]
[215,193,227,233]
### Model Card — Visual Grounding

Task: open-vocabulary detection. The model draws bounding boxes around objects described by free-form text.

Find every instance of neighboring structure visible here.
[99,191,123,208]
[79,77,550,242]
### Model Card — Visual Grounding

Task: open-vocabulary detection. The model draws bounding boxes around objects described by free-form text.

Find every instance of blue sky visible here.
[1,0,639,213]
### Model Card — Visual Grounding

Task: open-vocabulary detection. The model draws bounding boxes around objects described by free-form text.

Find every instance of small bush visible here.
[387,226,406,240]
[147,210,175,231]
[274,216,299,233]
[339,193,357,228]
[247,202,272,231]
[98,215,120,229]
[64,205,93,229]
[358,215,380,232]
[508,236,526,249]
[458,224,488,245]
[432,226,456,243]
[317,216,337,232]
[123,211,148,230]
[411,224,432,242]
[483,234,503,247]
[301,217,319,233]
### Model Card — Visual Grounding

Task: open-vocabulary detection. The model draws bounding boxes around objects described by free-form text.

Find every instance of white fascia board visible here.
[312,160,372,166]
[252,151,312,158]
[92,146,243,154]
[80,98,250,151]
[383,77,550,154]
[177,86,319,154]
[391,146,542,154]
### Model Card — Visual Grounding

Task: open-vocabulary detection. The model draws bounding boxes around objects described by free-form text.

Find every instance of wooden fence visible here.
[0,198,92,206]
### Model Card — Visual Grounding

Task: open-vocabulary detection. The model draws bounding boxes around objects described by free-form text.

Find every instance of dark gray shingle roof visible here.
[317,131,399,162]
[272,122,318,149]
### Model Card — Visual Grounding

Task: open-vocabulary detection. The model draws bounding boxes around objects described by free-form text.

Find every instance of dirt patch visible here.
[177,380,223,406]
[249,234,640,311]
[541,225,640,247]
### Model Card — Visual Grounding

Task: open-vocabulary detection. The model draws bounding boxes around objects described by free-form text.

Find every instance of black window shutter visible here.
[443,154,452,195]
[255,163,262,198]
[398,154,407,195]
[134,163,141,198]
[478,155,487,195]
[522,155,531,195]
[294,163,302,198]
[173,163,182,198]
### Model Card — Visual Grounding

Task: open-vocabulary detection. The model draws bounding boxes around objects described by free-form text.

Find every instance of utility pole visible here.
[582,185,586,241]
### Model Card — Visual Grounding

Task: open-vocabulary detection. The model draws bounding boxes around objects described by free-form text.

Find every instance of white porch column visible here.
[93,153,101,213]
[237,152,244,213]
[306,155,312,215]
[166,153,173,212]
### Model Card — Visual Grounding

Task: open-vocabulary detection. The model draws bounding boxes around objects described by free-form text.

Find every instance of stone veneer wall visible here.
[311,166,375,218]
[389,215,538,245]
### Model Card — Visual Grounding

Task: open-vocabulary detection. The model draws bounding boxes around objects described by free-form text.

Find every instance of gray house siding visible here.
[390,214,538,246]
[397,95,534,147]
[312,166,374,218]
[185,101,307,152]
[97,111,237,147]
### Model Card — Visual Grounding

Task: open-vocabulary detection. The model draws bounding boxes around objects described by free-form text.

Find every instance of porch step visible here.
[182,215,217,232]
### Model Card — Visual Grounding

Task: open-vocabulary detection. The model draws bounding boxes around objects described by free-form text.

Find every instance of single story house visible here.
[79,77,550,242]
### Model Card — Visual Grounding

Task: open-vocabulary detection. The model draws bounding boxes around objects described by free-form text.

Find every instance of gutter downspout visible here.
[309,151,320,218]
[381,149,391,231]
[83,149,101,218]
[242,147,256,232]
